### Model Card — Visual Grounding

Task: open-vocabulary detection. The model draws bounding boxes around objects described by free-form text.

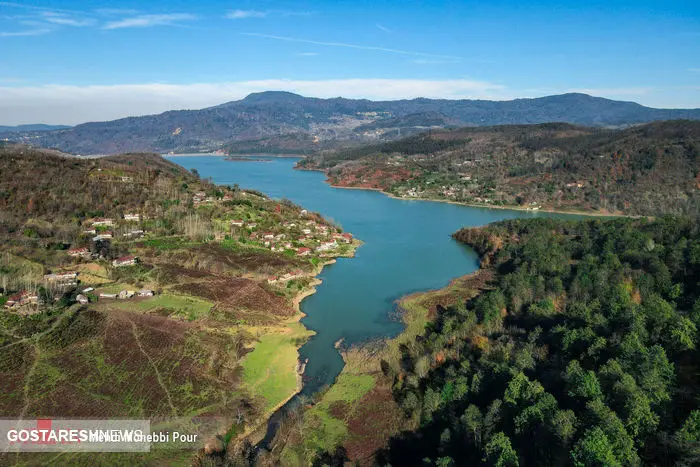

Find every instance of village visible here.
[2,183,358,315]
[318,146,596,212]
[0,149,368,463]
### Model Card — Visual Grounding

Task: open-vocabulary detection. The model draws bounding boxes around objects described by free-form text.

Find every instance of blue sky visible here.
[0,0,699,124]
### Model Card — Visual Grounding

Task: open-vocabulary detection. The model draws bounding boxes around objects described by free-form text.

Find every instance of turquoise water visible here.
[169,156,579,396]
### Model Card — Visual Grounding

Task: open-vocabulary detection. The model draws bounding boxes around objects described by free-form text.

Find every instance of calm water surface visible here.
[169,155,578,396]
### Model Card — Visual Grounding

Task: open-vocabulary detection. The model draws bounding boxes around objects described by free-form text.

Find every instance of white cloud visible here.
[0,2,82,15]
[0,28,51,37]
[103,13,196,30]
[226,9,314,20]
[226,10,268,19]
[41,12,94,27]
[241,32,462,60]
[94,9,140,16]
[0,79,509,125]
[376,23,392,33]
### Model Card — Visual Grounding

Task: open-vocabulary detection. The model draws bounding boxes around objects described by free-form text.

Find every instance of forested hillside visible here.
[301,120,700,216]
[378,217,700,466]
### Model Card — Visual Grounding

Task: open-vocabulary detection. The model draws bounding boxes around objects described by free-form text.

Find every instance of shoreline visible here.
[296,165,629,218]
[165,153,303,158]
[228,153,305,158]
[340,184,627,217]
[241,247,359,444]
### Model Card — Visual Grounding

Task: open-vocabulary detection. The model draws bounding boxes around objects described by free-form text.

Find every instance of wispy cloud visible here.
[376,23,392,33]
[227,10,268,19]
[94,8,140,16]
[103,13,197,30]
[690,68,700,73]
[226,9,314,20]
[0,1,82,15]
[0,1,94,31]
[241,33,462,60]
[0,2,100,33]
[0,28,51,37]
[298,52,319,56]
[41,12,94,27]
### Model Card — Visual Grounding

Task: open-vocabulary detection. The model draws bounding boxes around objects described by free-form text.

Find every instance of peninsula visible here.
[298,120,700,217]
[0,145,359,464]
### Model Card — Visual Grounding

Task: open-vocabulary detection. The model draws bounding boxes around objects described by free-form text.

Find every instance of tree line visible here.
[377,217,700,466]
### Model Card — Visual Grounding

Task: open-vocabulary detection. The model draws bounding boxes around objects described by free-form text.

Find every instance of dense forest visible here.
[376,217,700,466]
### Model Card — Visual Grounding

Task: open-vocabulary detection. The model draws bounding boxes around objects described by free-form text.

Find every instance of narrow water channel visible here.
[168,155,581,444]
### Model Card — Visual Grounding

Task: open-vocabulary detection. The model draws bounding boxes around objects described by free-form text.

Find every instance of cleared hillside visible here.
[300,120,700,216]
[0,146,358,464]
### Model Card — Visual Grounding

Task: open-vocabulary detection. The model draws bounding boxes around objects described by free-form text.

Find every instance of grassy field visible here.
[141,236,196,251]
[107,293,213,320]
[278,351,381,466]
[97,282,137,294]
[71,263,111,285]
[241,320,313,412]
[300,373,375,452]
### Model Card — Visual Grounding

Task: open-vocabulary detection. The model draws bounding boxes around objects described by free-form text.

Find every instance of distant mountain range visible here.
[0,124,71,133]
[7,91,700,155]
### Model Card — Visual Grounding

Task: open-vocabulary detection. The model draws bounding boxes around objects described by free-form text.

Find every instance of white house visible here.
[93,232,113,241]
[67,247,90,258]
[112,255,138,267]
[92,218,114,227]
[316,241,338,252]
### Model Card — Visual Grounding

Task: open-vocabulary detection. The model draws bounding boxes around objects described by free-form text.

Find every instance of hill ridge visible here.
[7,92,700,155]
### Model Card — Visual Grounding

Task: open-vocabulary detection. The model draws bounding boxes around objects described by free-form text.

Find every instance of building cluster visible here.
[112,255,138,267]
[4,290,39,309]
[267,269,305,284]
[43,271,79,287]
[193,189,245,206]
[4,276,93,311]
[242,217,353,256]
[98,289,154,300]
[82,215,146,243]
[225,207,354,257]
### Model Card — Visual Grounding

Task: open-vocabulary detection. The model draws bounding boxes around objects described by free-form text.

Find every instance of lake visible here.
[168,155,580,396]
